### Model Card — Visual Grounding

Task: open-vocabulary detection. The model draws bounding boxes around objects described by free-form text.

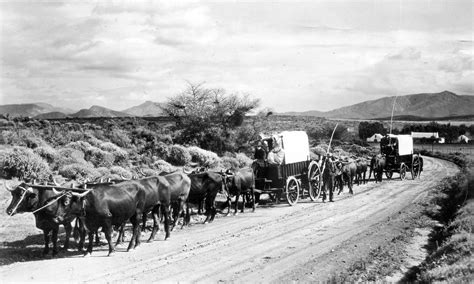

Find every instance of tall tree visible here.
[162,83,260,153]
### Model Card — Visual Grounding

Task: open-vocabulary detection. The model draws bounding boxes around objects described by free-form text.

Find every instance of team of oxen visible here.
[4,154,388,258]
[4,167,255,257]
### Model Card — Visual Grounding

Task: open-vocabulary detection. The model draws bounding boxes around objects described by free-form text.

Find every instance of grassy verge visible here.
[409,151,474,282]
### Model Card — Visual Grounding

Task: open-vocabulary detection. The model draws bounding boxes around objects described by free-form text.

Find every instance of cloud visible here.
[0,1,472,111]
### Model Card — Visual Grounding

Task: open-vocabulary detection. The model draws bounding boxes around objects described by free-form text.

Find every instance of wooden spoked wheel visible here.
[308,161,322,201]
[400,164,407,180]
[286,176,300,206]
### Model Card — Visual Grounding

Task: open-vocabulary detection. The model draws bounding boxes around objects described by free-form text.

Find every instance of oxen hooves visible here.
[83,252,91,258]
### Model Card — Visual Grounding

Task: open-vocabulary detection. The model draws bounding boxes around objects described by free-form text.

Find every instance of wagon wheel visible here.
[411,155,421,180]
[399,163,407,180]
[286,176,300,206]
[385,169,393,180]
[308,161,322,201]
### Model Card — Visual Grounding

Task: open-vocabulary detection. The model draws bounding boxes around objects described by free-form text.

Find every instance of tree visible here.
[162,83,260,153]
[358,121,387,140]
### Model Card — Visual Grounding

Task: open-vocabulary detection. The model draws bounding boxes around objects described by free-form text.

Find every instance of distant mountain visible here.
[282,91,474,119]
[72,105,131,118]
[122,101,166,117]
[34,112,69,119]
[280,110,325,117]
[0,103,74,118]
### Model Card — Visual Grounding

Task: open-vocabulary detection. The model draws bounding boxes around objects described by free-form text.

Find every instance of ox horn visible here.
[4,180,14,192]
[18,186,34,194]
[71,189,92,198]
[52,187,63,196]
[52,177,61,187]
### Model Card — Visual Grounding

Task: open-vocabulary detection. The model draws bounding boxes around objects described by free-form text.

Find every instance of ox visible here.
[187,171,225,224]
[335,160,356,195]
[372,154,386,183]
[56,180,148,256]
[223,168,256,215]
[5,182,75,256]
[355,159,368,185]
[156,171,191,233]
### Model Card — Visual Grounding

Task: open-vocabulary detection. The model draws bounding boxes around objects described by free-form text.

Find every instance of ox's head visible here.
[54,190,91,223]
[5,181,39,216]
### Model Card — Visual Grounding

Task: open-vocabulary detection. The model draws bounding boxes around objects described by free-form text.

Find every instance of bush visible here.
[59,163,100,180]
[108,129,132,148]
[235,153,252,168]
[110,166,132,178]
[0,146,51,181]
[152,160,176,173]
[65,141,92,154]
[85,146,114,168]
[57,147,87,168]
[188,146,221,168]
[167,144,192,166]
[155,141,170,160]
[220,156,240,171]
[99,142,128,164]
[33,146,58,165]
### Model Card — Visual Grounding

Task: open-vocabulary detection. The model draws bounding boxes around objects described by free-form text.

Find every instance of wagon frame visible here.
[251,131,323,206]
[380,134,422,180]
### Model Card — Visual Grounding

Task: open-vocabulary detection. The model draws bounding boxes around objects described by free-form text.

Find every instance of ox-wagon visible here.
[251,131,322,205]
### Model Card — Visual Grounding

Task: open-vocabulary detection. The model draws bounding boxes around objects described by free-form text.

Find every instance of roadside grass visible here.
[333,153,472,282]
[409,151,473,282]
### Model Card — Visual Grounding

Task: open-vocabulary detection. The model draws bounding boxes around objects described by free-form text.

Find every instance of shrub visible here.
[66,141,92,153]
[110,166,132,178]
[0,146,51,181]
[188,146,221,168]
[108,129,132,148]
[152,160,176,173]
[24,136,48,149]
[155,141,170,160]
[235,153,252,168]
[220,156,240,171]
[57,147,87,168]
[140,167,161,177]
[99,142,128,164]
[167,144,192,166]
[59,163,100,180]
[85,146,114,168]
[33,146,58,165]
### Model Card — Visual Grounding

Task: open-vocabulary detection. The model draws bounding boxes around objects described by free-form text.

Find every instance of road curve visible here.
[0,157,459,282]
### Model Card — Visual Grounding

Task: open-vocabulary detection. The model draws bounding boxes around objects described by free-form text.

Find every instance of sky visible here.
[0,0,472,112]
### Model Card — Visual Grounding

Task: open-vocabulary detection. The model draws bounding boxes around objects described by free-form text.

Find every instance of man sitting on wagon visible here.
[267,136,285,165]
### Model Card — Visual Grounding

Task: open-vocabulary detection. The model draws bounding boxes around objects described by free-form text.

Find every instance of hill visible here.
[122,101,166,117]
[0,103,74,118]
[72,105,131,118]
[283,91,474,119]
[34,112,70,119]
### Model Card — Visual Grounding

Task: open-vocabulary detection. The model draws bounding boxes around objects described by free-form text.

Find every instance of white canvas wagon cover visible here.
[386,134,413,156]
[280,131,310,164]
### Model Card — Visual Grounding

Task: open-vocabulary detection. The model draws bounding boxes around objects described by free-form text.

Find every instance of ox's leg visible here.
[42,229,50,256]
[183,202,190,228]
[141,212,148,232]
[85,230,94,256]
[241,193,245,214]
[95,231,101,246]
[103,222,116,256]
[234,192,240,215]
[161,205,171,240]
[251,189,256,212]
[148,206,160,242]
[127,215,141,251]
[349,175,354,194]
[116,223,125,246]
[63,222,72,251]
[52,227,59,256]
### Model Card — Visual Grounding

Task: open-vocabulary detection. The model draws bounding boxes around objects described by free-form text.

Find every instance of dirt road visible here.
[0,157,459,282]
